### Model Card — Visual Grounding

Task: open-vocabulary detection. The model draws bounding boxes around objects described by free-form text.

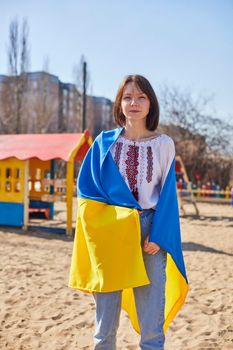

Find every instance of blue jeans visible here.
[93,209,167,350]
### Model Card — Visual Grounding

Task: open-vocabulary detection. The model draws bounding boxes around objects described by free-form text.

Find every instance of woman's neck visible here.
[122,121,154,141]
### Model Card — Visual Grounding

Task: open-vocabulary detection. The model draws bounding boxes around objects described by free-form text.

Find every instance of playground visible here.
[0,200,232,350]
[0,133,232,349]
[0,131,92,234]
[175,156,232,216]
[0,132,232,235]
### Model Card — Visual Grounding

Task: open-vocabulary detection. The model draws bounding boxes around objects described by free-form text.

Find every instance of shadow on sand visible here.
[0,226,73,242]
[181,213,233,223]
[183,241,233,257]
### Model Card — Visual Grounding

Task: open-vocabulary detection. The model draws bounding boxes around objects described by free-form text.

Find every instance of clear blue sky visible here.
[1,0,233,122]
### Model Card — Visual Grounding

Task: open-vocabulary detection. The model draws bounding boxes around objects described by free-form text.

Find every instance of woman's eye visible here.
[139,96,146,99]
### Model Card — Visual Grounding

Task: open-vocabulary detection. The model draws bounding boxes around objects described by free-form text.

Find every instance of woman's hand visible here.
[143,235,160,255]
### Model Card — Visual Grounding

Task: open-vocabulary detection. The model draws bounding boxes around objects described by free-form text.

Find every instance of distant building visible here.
[27,72,60,133]
[92,96,114,138]
[0,71,114,137]
[59,81,82,133]
[0,71,83,134]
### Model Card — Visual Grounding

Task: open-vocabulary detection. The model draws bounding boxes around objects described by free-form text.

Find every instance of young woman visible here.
[69,75,188,350]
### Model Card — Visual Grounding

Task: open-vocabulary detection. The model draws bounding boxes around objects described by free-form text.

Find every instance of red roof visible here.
[0,130,91,161]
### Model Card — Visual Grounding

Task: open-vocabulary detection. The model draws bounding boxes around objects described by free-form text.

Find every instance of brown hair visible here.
[113,74,160,130]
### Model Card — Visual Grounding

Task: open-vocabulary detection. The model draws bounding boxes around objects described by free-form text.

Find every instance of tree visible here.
[0,18,30,133]
[160,85,233,156]
[73,55,91,94]
[30,58,59,133]
[159,85,233,187]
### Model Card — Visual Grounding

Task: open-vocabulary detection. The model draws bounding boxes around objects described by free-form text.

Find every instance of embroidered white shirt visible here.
[110,133,175,209]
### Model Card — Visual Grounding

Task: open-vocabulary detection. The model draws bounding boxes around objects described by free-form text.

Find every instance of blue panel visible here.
[0,202,24,227]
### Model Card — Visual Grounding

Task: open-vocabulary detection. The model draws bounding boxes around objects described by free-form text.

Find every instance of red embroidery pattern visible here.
[125,144,139,201]
[146,146,153,183]
[114,142,123,168]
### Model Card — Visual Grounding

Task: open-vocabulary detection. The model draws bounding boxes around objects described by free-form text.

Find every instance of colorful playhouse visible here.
[0,131,92,234]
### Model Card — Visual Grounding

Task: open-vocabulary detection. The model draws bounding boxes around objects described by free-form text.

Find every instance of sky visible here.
[1,0,233,123]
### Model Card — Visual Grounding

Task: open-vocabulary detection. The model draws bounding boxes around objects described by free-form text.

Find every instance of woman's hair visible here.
[113,74,160,131]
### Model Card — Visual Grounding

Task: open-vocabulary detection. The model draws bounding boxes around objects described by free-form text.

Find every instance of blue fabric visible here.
[78,127,141,209]
[150,158,188,283]
[77,127,188,283]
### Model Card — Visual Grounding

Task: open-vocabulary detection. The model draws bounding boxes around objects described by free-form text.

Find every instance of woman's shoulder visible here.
[156,134,175,158]
[158,133,174,144]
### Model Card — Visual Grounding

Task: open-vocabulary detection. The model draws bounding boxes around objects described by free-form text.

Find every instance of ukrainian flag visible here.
[69,127,188,333]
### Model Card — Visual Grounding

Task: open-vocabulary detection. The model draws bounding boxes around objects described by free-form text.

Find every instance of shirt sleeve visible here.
[160,135,176,189]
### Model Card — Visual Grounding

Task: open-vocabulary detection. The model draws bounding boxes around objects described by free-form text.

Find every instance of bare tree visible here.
[73,54,91,94]
[159,85,233,187]
[159,85,233,156]
[0,18,30,133]
[31,73,58,133]
[29,57,59,133]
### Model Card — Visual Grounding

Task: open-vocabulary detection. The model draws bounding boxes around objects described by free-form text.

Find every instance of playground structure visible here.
[0,131,92,234]
[0,134,231,234]
[175,156,232,215]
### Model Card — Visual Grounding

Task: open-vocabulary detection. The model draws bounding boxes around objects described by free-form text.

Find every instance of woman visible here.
[69,75,188,350]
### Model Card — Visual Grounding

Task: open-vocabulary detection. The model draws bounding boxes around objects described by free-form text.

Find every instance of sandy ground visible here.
[0,202,232,350]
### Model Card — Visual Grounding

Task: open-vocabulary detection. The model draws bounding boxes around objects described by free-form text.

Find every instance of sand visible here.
[0,202,232,350]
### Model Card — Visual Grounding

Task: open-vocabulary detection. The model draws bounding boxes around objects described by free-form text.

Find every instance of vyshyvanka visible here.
[69,127,188,332]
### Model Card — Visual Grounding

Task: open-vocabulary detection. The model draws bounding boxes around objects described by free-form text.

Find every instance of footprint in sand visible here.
[51,313,63,320]
[44,324,54,332]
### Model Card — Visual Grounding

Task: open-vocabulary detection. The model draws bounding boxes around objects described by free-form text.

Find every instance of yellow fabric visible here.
[121,254,188,333]
[69,197,188,334]
[163,254,188,331]
[69,198,150,292]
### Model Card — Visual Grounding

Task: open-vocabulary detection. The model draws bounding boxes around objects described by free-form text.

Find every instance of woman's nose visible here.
[130,97,138,105]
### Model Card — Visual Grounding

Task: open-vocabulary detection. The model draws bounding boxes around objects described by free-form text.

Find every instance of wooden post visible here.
[66,160,74,235]
[23,160,29,230]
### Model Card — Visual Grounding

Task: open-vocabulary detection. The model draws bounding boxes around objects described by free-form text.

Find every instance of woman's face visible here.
[121,82,150,122]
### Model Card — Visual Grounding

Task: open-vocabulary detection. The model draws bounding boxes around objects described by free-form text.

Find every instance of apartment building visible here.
[0,71,83,134]
[92,96,114,138]
[0,71,112,137]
